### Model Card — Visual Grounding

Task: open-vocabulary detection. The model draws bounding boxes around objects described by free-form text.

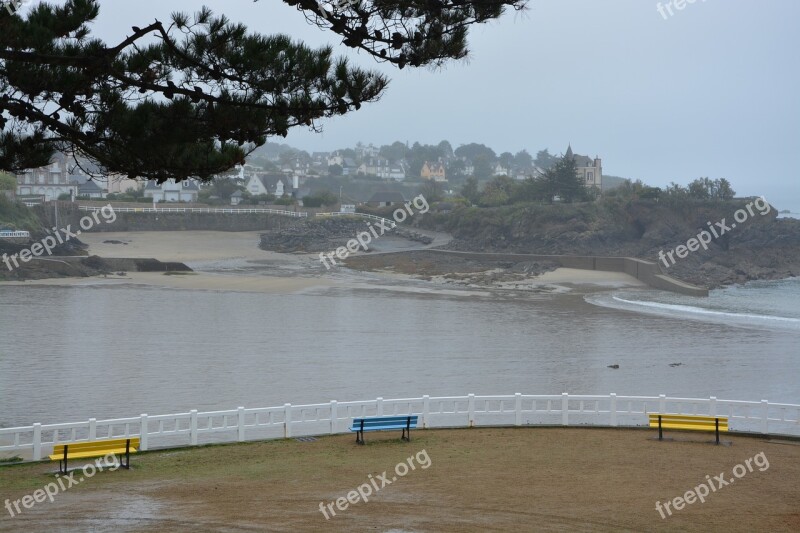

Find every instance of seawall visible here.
[425,250,709,296]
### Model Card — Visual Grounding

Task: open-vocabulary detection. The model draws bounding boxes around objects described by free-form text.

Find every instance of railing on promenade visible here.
[77,206,308,217]
[1,393,798,462]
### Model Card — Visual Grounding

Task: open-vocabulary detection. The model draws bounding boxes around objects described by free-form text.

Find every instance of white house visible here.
[143,179,200,202]
[15,153,79,201]
[244,173,292,198]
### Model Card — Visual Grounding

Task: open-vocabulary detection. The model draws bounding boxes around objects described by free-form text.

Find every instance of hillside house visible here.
[564,145,602,189]
[421,161,446,182]
[144,179,200,203]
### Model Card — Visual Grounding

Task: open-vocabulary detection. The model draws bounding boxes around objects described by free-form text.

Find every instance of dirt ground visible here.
[1,427,798,532]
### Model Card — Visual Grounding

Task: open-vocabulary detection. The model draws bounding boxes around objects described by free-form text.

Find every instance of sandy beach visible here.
[4,231,646,293]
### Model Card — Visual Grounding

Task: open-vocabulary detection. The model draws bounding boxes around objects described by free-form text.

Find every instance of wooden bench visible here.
[649,414,728,445]
[350,415,418,445]
[49,438,139,474]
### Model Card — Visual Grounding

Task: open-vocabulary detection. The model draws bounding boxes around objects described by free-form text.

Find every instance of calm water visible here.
[1,278,798,427]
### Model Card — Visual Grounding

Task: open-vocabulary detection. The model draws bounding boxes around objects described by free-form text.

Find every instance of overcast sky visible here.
[56,1,800,209]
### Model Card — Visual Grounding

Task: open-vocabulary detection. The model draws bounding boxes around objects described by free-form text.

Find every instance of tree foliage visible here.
[1,0,525,180]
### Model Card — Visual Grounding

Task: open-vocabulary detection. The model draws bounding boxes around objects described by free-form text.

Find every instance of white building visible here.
[15,153,80,201]
[143,179,200,202]
[244,173,293,198]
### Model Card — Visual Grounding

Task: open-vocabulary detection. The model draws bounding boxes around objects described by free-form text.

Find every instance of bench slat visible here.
[648,414,728,432]
[48,448,137,461]
[52,438,140,457]
[350,416,418,432]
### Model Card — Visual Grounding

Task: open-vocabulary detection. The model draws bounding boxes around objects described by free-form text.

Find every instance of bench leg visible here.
[61,445,68,474]
[658,415,663,441]
[356,430,364,445]
[715,418,720,445]
[123,439,131,469]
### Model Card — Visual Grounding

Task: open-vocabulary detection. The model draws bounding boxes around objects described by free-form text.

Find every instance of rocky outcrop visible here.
[418,200,800,288]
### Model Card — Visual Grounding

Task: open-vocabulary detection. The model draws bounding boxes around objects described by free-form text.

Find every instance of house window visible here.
[587,172,594,182]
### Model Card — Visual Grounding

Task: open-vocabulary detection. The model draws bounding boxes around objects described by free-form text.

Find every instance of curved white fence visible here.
[1,393,798,462]
[77,206,308,217]
[316,212,397,228]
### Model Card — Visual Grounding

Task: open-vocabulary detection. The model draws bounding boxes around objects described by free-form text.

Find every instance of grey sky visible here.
[69,1,800,208]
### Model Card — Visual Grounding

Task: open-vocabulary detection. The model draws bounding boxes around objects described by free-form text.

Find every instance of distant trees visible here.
[665,177,736,200]
[379,141,408,162]
[302,189,338,207]
[455,153,593,206]
[513,149,533,171]
[472,154,494,180]
[454,143,496,163]
[534,149,558,171]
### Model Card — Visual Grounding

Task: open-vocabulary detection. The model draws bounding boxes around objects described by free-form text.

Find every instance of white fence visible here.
[316,212,397,228]
[77,206,308,217]
[0,230,31,238]
[1,393,798,462]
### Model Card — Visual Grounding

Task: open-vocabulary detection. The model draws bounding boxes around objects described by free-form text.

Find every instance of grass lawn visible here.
[1,427,798,532]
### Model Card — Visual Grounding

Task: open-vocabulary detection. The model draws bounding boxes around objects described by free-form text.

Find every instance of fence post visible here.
[709,396,717,417]
[761,400,769,434]
[562,393,569,426]
[284,403,292,438]
[659,394,666,414]
[238,407,246,442]
[32,423,42,461]
[330,401,338,435]
[610,393,618,427]
[423,395,430,429]
[515,393,522,426]
[88,418,97,440]
[190,410,198,445]
[140,414,148,451]
[468,394,475,427]
[376,397,383,417]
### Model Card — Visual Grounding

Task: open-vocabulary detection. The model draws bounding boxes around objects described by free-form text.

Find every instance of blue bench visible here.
[350,415,418,445]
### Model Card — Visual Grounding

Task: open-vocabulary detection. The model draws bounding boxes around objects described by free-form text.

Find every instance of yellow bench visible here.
[649,414,728,445]
[49,438,139,474]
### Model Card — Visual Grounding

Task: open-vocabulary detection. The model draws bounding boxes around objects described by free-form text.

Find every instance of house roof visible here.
[369,191,406,203]
[253,174,291,190]
[231,190,243,197]
[77,181,103,194]
[144,179,200,191]
[564,145,595,167]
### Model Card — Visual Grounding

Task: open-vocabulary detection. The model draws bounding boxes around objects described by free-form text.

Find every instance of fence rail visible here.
[0,230,31,238]
[2,393,798,462]
[77,206,308,217]
[315,211,396,228]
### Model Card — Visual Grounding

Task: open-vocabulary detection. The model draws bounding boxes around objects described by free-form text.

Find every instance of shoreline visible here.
[0,231,651,295]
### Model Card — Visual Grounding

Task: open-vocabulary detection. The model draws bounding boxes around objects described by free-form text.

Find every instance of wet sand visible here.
[4,231,646,293]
